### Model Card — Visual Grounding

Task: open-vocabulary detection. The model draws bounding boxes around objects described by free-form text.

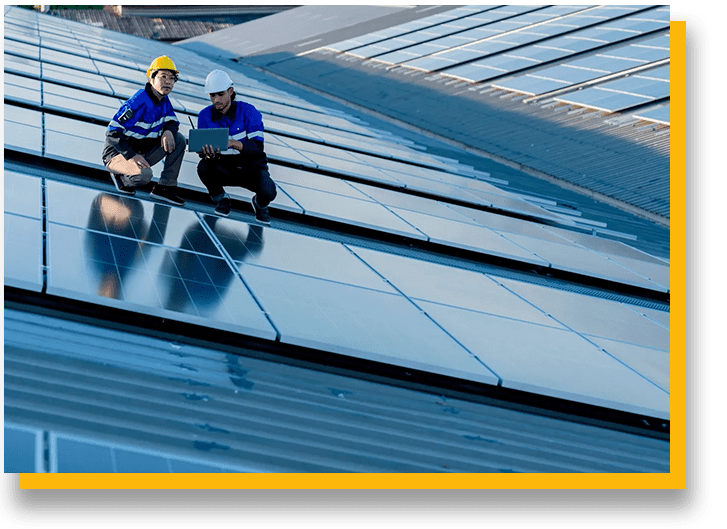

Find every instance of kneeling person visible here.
[103,55,185,206]
[197,69,276,223]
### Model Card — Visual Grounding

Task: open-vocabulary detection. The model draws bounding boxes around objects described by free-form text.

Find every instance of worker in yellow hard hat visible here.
[102,55,186,206]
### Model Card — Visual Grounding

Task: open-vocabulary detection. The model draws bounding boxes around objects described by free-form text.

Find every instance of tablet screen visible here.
[188,128,229,153]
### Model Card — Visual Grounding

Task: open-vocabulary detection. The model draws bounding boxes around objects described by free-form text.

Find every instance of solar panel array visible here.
[493,31,670,96]
[325,5,503,54]
[321,5,671,124]
[4,0,670,457]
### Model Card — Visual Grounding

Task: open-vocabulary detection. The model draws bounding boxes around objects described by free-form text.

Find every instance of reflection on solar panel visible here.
[325,5,502,53]
[493,31,669,96]
[348,5,524,60]
[440,6,669,82]
[4,6,670,472]
[554,64,670,112]
[634,103,670,125]
[374,5,591,66]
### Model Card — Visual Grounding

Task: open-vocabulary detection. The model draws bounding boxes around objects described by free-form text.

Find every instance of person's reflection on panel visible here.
[162,216,264,314]
[85,193,170,299]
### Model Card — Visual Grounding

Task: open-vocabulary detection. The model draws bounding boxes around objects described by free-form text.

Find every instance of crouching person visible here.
[102,55,186,206]
[197,69,276,224]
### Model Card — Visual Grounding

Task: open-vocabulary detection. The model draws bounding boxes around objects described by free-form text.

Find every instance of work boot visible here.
[151,184,185,206]
[251,195,270,225]
[215,196,231,217]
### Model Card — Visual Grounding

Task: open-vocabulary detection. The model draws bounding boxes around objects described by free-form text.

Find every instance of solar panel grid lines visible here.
[325,6,500,54]
[396,5,607,72]
[348,6,513,60]
[437,6,669,83]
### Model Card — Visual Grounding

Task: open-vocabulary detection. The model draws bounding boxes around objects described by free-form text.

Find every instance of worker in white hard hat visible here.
[195,69,276,223]
[102,55,186,206]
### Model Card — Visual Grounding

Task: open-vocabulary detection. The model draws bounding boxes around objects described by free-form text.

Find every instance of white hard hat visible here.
[204,69,233,94]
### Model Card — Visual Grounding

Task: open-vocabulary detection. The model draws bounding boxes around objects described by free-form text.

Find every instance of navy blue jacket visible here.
[197,100,268,169]
[103,83,179,162]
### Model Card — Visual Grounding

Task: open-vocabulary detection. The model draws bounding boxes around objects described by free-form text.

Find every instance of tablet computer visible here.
[188,127,229,153]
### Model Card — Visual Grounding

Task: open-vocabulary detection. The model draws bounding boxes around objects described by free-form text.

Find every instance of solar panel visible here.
[501,232,666,292]
[42,180,278,339]
[495,31,670,97]
[348,246,561,327]
[295,153,405,186]
[9,67,38,98]
[447,203,577,241]
[4,104,42,155]
[634,103,670,125]
[238,264,501,385]
[418,300,669,418]
[42,61,113,93]
[4,425,43,473]
[440,7,668,82]
[326,6,500,53]
[270,164,373,200]
[277,183,427,239]
[497,277,669,351]
[3,54,41,76]
[4,170,42,219]
[554,81,665,113]
[398,5,603,71]
[4,36,39,59]
[44,115,107,169]
[219,223,398,293]
[348,183,478,223]
[389,207,549,265]
[4,214,43,292]
[42,82,124,120]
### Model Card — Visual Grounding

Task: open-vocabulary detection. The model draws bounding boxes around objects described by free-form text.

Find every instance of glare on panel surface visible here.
[348,245,563,328]
[4,213,44,292]
[496,277,670,351]
[278,183,427,240]
[212,219,397,293]
[390,207,548,265]
[418,300,669,419]
[4,170,42,218]
[239,264,501,386]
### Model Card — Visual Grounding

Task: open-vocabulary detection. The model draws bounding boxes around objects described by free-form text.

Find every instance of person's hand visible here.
[201,143,220,159]
[161,129,175,153]
[131,154,150,170]
[228,139,243,152]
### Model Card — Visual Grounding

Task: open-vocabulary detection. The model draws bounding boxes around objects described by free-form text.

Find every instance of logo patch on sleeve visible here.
[118,107,134,124]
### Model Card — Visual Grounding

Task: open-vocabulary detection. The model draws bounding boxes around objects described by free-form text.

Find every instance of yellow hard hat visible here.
[146,56,179,78]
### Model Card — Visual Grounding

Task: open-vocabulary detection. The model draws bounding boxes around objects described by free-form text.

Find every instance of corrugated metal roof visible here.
[5,307,670,473]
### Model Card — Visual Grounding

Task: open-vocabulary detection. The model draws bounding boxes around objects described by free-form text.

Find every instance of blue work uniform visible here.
[197,100,268,169]
[196,99,276,207]
[103,83,180,163]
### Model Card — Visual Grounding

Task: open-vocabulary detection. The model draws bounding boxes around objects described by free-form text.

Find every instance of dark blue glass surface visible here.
[4,427,39,473]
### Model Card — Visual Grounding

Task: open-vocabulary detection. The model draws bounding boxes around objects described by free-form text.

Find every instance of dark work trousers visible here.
[197,155,277,207]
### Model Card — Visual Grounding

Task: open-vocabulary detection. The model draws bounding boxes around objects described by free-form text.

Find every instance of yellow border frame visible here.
[18,21,687,491]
